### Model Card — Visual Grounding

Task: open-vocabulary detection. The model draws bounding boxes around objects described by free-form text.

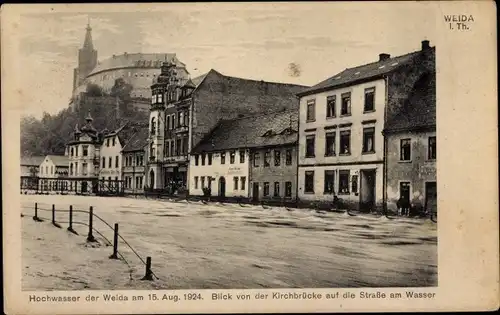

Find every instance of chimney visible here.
[422,40,430,50]
[379,53,391,61]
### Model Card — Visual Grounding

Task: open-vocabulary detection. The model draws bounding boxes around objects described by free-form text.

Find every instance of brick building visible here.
[146,63,307,193]
[297,40,435,212]
[189,110,298,203]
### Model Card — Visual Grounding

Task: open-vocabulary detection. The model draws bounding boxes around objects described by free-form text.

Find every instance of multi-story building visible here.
[384,68,436,214]
[296,40,435,212]
[66,112,102,193]
[189,110,298,202]
[121,128,148,194]
[147,64,307,192]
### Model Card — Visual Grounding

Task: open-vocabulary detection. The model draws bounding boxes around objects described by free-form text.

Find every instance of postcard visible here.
[2,1,498,314]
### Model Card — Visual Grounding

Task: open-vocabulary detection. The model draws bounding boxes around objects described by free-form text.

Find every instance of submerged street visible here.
[21,194,437,291]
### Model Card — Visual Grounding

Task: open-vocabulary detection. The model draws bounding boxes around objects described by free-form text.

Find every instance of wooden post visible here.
[109,223,119,259]
[86,206,96,242]
[141,256,154,281]
[32,202,43,222]
[52,204,62,228]
[67,205,78,234]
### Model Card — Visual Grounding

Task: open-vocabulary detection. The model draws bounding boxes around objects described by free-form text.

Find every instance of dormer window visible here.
[152,94,157,104]
[263,130,275,137]
[158,92,163,103]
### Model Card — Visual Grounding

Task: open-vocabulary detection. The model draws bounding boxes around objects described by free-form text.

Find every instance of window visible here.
[170,141,174,157]
[428,136,436,160]
[230,151,236,164]
[108,157,112,168]
[201,176,205,188]
[324,170,335,194]
[364,87,375,112]
[165,141,170,157]
[115,156,119,168]
[341,92,351,116]
[326,95,336,118]
[194,176,199,189]
[239,150,245,163]
[178,112,183,127]
[82,163,88,176]
[70,163,73,176]
[286,149,292,165]
[221,152,226,164]
[234,177,239,190]
[51,166,53,175]
[340,130,351,155]
[274,150,281,166]
[274,182,280,197]
[71,148,74,156]
[240,177,246,190]
[362,127,375,153]
[305,171,314,193]
[208,153,212,165]
[400,139,411,161]
[253,152,260,167]
[264,151,271,167]
[176,138,181,156]
[151,118,156,135]
[166,116,170,130]
[194,155,199,166]
[325,132,336,156]
[285,182,292,197]
[201,154,206,166]
[112,137,116,146]
[75,147,78,156]
[102,157,105,168]
[306,99,316,121]
[306,135,315,157]
[339,170,350,194]
[351,175,358,193]
[263,182,270,196]
[182,137,188,155]
[172,115,176,129]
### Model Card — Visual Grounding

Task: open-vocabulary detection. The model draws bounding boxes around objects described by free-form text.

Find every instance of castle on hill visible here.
[70,20,189,112]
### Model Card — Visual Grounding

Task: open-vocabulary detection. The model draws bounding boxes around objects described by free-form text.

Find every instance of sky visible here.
[17,2,436,118]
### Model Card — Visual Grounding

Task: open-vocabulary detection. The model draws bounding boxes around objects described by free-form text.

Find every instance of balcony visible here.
[174,125,189,134]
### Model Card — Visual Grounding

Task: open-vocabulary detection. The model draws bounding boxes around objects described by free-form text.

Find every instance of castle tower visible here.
[73,18,98,91]
[146,61,179,189]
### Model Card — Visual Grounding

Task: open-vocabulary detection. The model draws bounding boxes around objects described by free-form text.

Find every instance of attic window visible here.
[335,76,341,79]
[262,130,276,137]
[378,65,386,69]
[354,72,360,75]
[280,127,296,135]
[391,62,399,66]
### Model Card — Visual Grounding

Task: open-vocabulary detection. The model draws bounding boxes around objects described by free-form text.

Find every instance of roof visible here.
[21,156,45,166]
[46,155,69,167]
[191,72,209,87]
[122,127,149,152]
[105,121,147,148]
[88,53,186,77]
[192,110,299,153]
[298,47,435,96]
[385,71,436,132]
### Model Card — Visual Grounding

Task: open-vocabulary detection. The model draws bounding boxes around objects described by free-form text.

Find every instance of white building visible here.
[296,40,435,212]
[39,155,69,178]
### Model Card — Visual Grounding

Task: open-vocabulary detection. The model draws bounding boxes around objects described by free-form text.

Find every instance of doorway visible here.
[149,169,155,190]
[81,181,88,193]
[399,181,411,202]
[218,176,226,198]
[252,182,259,202]
[359,169,376,211]
[425,182,437,213]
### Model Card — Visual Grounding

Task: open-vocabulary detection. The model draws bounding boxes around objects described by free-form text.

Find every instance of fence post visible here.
[52,204,62,228]
[32,202,43,222]
[67,205,78,235]
[141,256,154,281]
[86,206,97,242]
[109,223,119,259]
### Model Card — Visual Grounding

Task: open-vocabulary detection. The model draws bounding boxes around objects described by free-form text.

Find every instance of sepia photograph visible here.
[2,1,498,314]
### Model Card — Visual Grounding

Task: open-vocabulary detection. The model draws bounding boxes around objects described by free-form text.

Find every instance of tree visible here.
[86,83,104,97]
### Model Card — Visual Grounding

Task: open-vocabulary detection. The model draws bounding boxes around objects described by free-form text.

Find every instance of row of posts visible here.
[32,202,153,281]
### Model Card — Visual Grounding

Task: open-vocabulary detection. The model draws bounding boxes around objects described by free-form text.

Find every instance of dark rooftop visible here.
[122,126,149,153]
[192,110,299,153]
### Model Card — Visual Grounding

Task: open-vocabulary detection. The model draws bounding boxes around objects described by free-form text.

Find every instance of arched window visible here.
[151,117,156,135]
